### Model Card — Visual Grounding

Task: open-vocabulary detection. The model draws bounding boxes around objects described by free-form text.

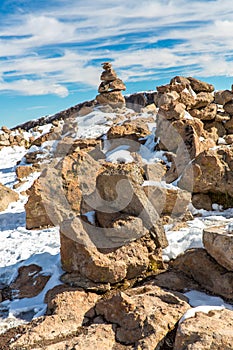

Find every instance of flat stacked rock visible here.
[96,62,126,108]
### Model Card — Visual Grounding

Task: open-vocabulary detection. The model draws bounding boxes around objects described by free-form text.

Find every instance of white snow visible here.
[0,146,61,333]
[1,107,233,335]
[180,290,233,323]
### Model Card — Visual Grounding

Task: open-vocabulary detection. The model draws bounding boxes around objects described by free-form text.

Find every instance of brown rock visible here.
[204,120,226,138]
[179,91,196,109]
[187,77,214,93]
[10,286,99,349]
[157,82,186,93]
[95,285,190,345]
[95,163,168,248]
[25,175,55,229]
[170,76,191,87]
[214,90,225,105]
[225,117,233,133]
[192,193,212,211]
[157,91,180,107]
[172,248,233,299]
[151,270,200,292]
[194,92,214,108]
[178,149,225,193]
[107,120,150,143]
[1,125,11,133]
[224,100,233,115]
[174,309,233,350]
[158,100,186,120]
[16,165,39,180]
[33,324,118,350]
[9,264,50,299]
[225,134,233,144]
[0,183,19,212]
[190,103,217,120]
[143,162,167,181]
[143,183,191,216]
[96,91,125,107]
[60,225,154,283]
[203,225,233,271]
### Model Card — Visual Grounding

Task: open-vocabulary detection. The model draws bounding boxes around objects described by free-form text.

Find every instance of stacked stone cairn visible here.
[96,62,126,108]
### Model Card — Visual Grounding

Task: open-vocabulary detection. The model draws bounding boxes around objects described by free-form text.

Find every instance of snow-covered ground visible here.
[0,108,233,334]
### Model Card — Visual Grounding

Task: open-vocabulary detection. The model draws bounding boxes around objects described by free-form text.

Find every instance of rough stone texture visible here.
[178,148,233,198]
[9,264,50,299]
[156,115,205,152]
[16,164,39,180]
[172,248,233,299]
[223,100,233,115]
[157,100,186,120]
[225,134,233,144]
[143,162,167,181]
[60,226,158,283]
[9,285,99,349]
[96,91,125,107]
[174,308,233,350]
[187,77,214,93]
[95,285,190,346]
[95,163,168,248]
[143,183,191,216]
[190,103,217,120]
[33,324,119,350]
[107,120,150,142]
[203,225,233,271]
[192,193,212,211]
[25,174,56,229]
[225,116,233,133]
[150,270,200,292]
[0,183,19,212]
[194,91,214,108]
[178,91,195,109]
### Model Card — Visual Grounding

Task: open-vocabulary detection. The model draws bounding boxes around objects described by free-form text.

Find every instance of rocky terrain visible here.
[0,65,233,349]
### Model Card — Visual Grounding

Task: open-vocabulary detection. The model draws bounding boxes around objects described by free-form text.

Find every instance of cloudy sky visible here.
[1,0,233,127]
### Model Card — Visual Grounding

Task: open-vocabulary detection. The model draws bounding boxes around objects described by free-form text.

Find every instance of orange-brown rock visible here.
[95,285,190,346]
[203,225,233,271]
[187,77,214,93]
[174,309,233,350]
[190,103,217,120]
[193,91,214,108]
[96,91,125,107]
[157,100,186,120]
[60,225,154,283]
[172,248,233,299]
[143,183,191,216]
[0,183,19,212]
[106,120,150,142]
[9,286,99,349]
[16,165,39,180]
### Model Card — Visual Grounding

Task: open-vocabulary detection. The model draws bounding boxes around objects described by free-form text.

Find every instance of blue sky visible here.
[1,0,233,127]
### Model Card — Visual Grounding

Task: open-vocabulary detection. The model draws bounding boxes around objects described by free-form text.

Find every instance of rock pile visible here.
[0,126,30,149]
[155,76,233,210]
[3,75,233,349]
[96,62,126,107]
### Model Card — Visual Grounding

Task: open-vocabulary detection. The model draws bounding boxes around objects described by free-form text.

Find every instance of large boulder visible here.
[7,286,99,349]
[95,285,190,346]
[187,77,214,93]
[174,309,233,350]
[0,183,19,212]
[203,225,233,271]
[172,248,233,299]
[60,219,161,283]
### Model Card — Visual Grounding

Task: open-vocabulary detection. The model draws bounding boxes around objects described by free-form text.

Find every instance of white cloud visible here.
[1,0,233,96]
